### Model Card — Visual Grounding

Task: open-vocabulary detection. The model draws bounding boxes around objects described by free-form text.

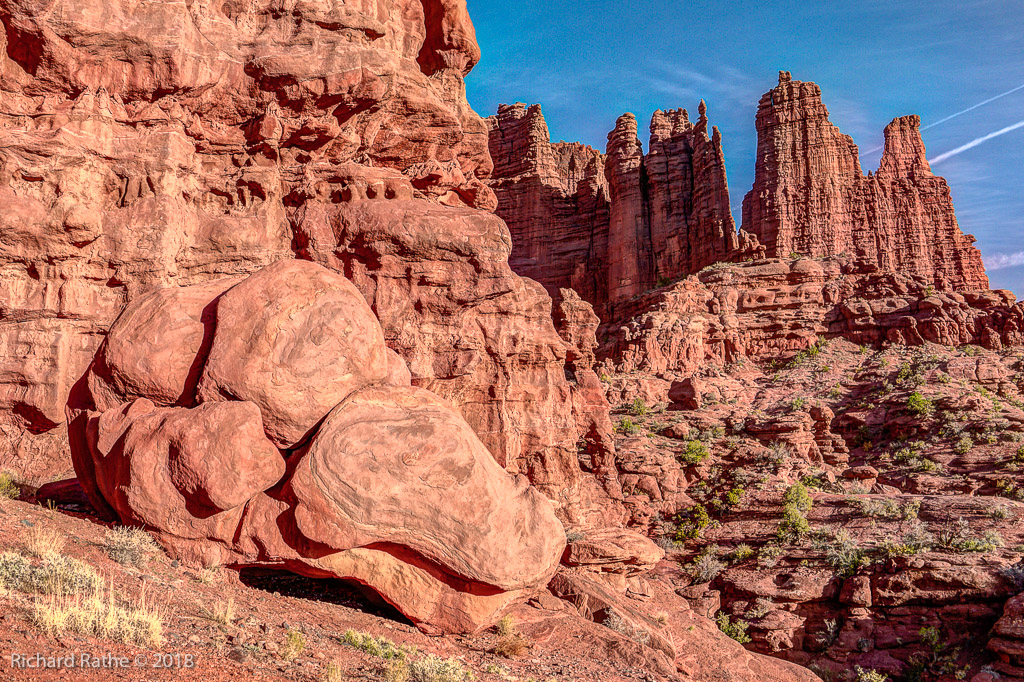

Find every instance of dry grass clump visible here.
[24,526,65,558]
[492,615,532,658]
[203,597,235,625]
[408,655,473,682]
[103,526,159,567]
[31,585,163,647]
[341,628,416,661]
[322,661,345,682]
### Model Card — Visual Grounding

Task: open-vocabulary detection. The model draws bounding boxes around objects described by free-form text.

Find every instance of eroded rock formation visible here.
[599,256,1024,379]
[0,0,587,509]
[67,259,566,634]
[741,71,988,291]
[486,101,760,318]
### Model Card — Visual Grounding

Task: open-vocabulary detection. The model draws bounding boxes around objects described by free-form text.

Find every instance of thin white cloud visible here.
[986,251,1024,271]
[929,119,1024,164]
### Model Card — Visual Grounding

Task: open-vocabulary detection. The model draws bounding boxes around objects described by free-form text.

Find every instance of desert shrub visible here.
[32,585,163,647]
[746,597,773,620]
[757,543,784,568]
[907,392,935,417]
[730,544,755,563]
[617,417,641,435]
[881,520,935,556]
[322,661,344,682]
[0,552,103,595]
[954,435,973,455]
[341,629,415,661]
[724,487,745,507]
[783,482,813,513]
[857,497,920,520]
[603,609,650,646]
[564,528,586,543]
[674,504,711,542]
[680,440,710,465]
[0,472,19,500]
[715,612,751,644]
[777,504,810,542]
[382,660,411,682]
[628,398,649,417]
[492,617,531,657]
[104,526,159,568]
[816,618,841,648]
[939,517,1003,553]
[990,505,1013,520]
[493,631,530,658]
[855,667,888,682]
[813,529,868,577]
[790,397,807,411]
[690,548,725,584]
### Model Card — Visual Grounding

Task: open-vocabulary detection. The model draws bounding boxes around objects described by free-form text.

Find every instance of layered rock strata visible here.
[599,256,1023,379]
[486,101,759,318]
[741,71,988,290]
[0,0,589,507]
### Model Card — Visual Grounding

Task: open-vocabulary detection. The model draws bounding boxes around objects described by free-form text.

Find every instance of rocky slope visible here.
[2,0,1023,680]
[741,72,988,291]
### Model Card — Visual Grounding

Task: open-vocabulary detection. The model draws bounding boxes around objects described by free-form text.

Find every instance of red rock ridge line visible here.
[741,71,988,291]
[486,102,760,318]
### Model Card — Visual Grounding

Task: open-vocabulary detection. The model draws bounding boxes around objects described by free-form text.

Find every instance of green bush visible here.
[954,435,973,455]
[777,504,810,542]
[814,529,868,577]
[783,482,813,513]
[715,612,751,644]
[617,418,641,435]
[680,440,710,465]
[628,398,649,417]
[907,392,935,417]
[730,544,754,563]
[674,504,711,542]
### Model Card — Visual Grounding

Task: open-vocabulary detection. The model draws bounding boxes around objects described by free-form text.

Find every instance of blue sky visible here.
[465,0,1024,296]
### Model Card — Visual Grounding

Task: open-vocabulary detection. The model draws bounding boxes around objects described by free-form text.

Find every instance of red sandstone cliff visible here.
[485,103,610,307]
[487,101,759,318]
[0,0,595,514]
[741,71,988,290]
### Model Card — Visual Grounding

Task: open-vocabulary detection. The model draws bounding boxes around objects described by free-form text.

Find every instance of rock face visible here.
[741,71,988,291]
[487,102,759,318]
[600,256,1023,379]
[0,0,587,504]
[68,260,565,634]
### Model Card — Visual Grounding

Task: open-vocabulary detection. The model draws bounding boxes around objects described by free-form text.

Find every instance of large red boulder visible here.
[196,259,389,448]
[67,260,565,634]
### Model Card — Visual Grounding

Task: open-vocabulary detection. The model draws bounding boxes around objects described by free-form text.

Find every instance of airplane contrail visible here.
[921,83,1024,131]
[861,82,1024,155]
[928,119,1024,165]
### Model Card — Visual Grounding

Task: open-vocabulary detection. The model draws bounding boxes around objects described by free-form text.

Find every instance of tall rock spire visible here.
[741,72,988,290]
